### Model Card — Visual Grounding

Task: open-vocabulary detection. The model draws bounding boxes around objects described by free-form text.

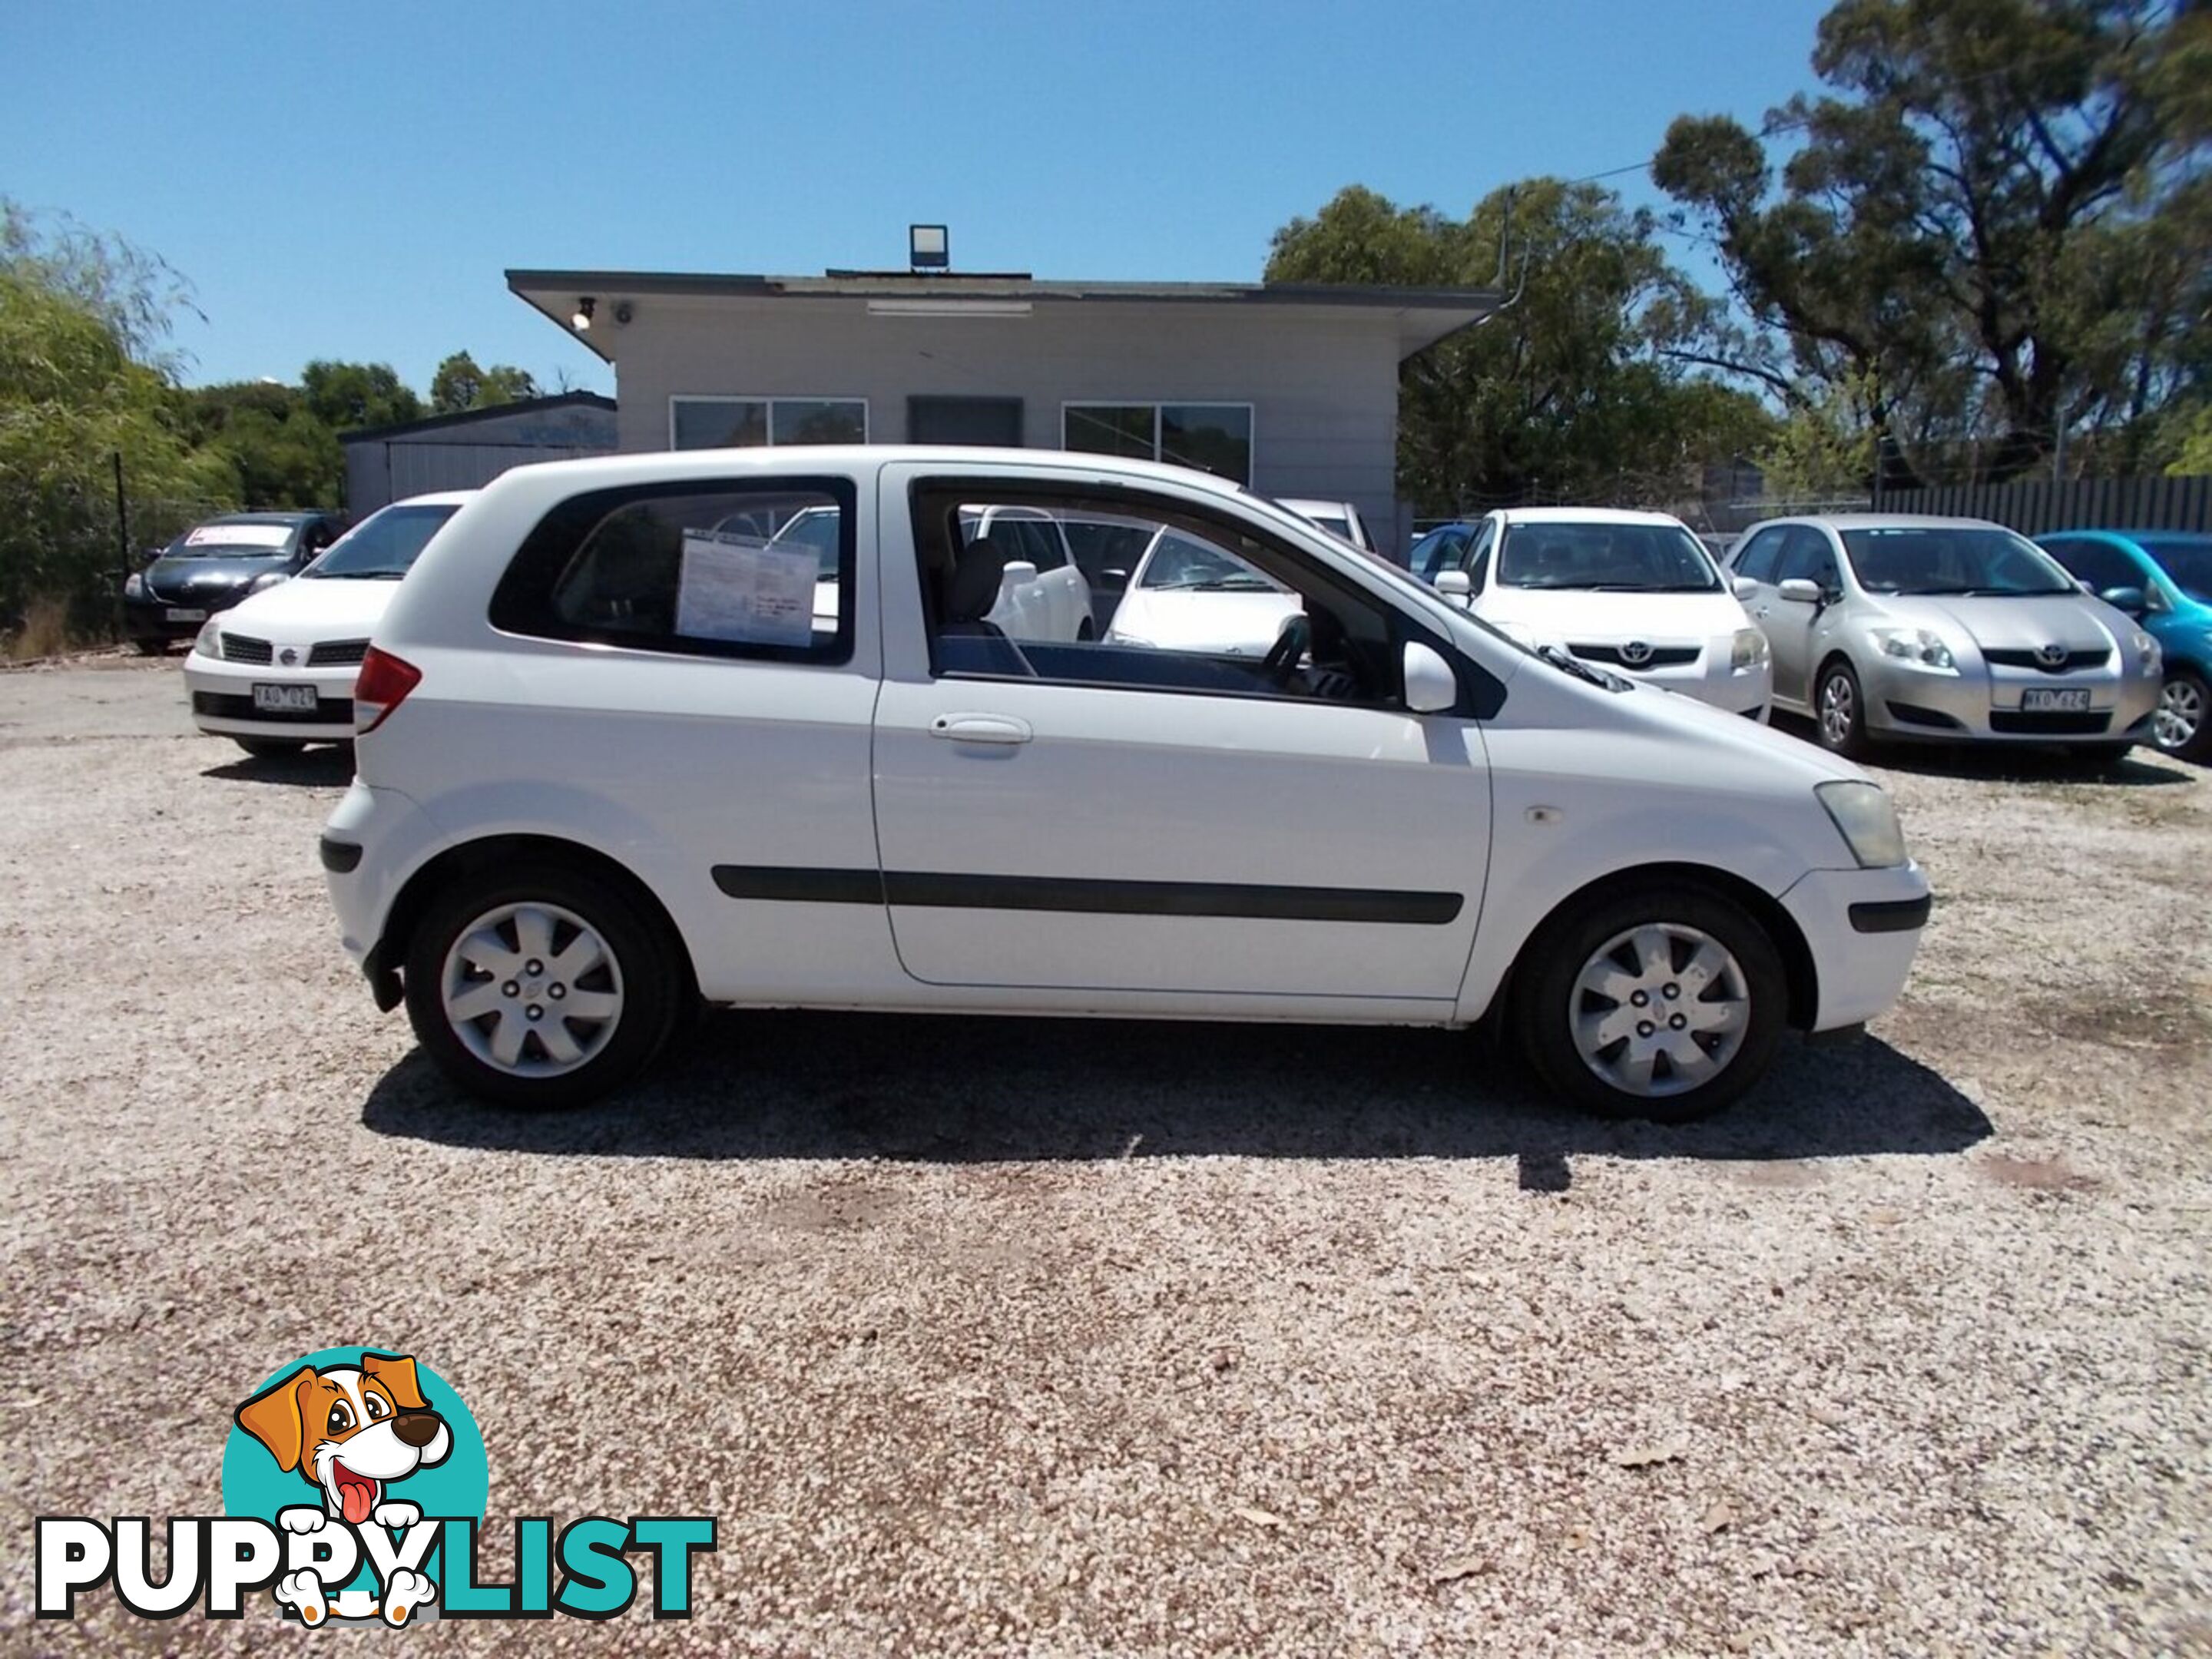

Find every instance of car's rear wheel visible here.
[233,737,306,757]
[402,864,682,1109]
[1514,882,1788,1122]
[2152,668,2208,760]
[1814,658,1869,758]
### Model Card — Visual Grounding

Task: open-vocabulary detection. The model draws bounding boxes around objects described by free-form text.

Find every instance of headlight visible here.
[2132,630,2161,674]
[1870,626,1955,671]
[123,571,146,599]
[194,619,223,657]
[1816,780,1909,869]
[1730,627,1769,670]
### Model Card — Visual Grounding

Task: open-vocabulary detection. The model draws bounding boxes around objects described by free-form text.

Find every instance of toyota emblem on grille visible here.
[2036,642,2068,667]
[279,647,299,666]
[1618,640,1654,666]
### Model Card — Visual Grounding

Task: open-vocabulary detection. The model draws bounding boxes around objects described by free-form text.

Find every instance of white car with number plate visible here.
[183,492,473,753]
[321,449,1929,1121]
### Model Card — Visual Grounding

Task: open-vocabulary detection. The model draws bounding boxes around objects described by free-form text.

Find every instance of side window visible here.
[1776,528,1839,590]
[488,478,856,664]
[1462,520,1497,588]
[913,482,1410,707]
[2041,538,2137,594]
[1733,528,1785,584]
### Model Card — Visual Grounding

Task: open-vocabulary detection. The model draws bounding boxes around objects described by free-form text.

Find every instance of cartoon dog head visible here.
[235,1353,452,1525]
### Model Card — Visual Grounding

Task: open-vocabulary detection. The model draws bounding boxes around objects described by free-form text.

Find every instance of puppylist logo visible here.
[36,1347,715,1628]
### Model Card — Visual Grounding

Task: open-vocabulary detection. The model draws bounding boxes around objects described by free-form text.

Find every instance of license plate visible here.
[164,607,206,623]
[250,683,319,714]
[2021,687,2092,713]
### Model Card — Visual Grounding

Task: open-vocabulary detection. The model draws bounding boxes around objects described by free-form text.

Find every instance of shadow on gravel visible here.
[200,746,355,787]
[361,1011,1991,1179]
[1770,714,2194,787]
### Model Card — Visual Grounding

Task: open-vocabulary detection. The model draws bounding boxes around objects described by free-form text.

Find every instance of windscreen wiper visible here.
[1535,644,1631,690]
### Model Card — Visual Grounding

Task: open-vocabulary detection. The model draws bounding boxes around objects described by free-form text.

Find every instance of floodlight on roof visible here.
[909,224,949,271]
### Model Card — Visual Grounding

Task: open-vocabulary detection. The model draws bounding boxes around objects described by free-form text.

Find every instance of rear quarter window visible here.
[488,477,858,664]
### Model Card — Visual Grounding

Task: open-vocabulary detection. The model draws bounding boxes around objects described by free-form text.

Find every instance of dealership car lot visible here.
[2,656,2209,1654]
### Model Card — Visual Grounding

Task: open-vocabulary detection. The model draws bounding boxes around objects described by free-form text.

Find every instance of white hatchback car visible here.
[1411,508,1773,719]
[183,491,474,753]
[322,448,1929,1121]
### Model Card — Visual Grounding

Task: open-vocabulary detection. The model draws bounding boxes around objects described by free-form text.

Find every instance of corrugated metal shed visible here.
[340,393,617,516]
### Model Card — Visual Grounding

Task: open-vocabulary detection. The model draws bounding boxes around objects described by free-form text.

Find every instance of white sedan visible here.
[1413,508,1773,720]
[1102,528,1303,656]
[182,492,474,753]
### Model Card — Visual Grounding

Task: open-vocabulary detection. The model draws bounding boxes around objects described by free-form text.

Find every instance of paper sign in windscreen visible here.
[676,532,817,647]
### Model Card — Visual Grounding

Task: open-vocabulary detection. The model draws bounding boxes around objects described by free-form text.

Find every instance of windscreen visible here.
[1841,527,2075,595]
[304,505,459,579]
[1495,522,1719,591]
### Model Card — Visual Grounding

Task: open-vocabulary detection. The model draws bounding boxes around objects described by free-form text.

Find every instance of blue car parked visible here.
[2035,530,2212,760]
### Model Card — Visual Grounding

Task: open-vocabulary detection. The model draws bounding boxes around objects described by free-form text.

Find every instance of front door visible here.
[1767,525,1843,702]
[868,465,1491,1002]
[908,396,1024,447]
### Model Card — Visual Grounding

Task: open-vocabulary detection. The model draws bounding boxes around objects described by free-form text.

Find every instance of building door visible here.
[908,397,1023,447]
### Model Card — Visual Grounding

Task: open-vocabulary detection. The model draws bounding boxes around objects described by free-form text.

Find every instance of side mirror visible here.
[998,559,1039,596]
[1402,641,1458,714]
[1434,569,1473,607]
[1731,576,1759,601]
[1776,578,1824,604]
[2098,584,2147,617]
[1101,568,1128,584]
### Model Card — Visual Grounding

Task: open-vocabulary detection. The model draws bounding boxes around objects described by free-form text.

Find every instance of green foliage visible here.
[184,380,344,508]
[0,207,236,637]
[1757,375,1880,499]
[300,359,422,432]
[2167,404,2212,475]
[431,350,539,414]
[1654,0,2210,482]
[1269,180,1775,513]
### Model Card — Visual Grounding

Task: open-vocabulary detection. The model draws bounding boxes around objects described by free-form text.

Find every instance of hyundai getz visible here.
[322,448,1930,1121]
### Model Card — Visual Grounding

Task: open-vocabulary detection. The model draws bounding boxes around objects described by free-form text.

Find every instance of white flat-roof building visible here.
[507,267,1497,548]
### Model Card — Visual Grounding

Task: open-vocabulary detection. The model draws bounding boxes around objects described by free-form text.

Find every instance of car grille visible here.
[220,634,273,664]
[1982,647,2112,674]
[1568,644,1700,669]
[190,691,351,725]
[306,638,369,667]
[1988,710,2112,735]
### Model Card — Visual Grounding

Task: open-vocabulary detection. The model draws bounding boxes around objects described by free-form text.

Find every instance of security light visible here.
[571,296,596,331]
[909,224,949,270]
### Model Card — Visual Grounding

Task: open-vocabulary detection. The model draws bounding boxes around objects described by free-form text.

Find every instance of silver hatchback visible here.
[1730,515,2163,761]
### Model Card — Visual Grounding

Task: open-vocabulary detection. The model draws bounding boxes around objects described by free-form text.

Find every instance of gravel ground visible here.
[2,654,2208,1656]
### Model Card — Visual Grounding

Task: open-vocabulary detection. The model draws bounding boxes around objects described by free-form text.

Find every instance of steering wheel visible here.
[1260,614,1310,687]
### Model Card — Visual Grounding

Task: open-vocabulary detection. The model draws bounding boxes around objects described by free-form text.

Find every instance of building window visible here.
[670,396,868,450]
[1062,403,1253,486]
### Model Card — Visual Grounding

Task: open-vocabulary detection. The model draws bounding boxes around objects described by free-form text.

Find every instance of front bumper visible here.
[125,591,253,643]
[1861,655,2161,747]
[1779,861,1932,1031]
[182,650,357,741]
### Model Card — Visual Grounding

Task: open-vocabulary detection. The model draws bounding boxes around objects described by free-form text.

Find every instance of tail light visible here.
[353,646,422,734]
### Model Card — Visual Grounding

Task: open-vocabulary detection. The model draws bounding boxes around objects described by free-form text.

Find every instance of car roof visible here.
[199,511,331,526]
[2040,527,2212,544]
[1277,497,1353,515]
[386,490,478,508]
[505,443,1255,502]
[1496,506,1689,527]
[1744,513,2011,532]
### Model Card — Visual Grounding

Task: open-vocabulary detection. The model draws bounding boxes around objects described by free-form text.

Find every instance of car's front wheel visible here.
[2152,668,2209,760]
[1514,882,1789,1122]
[402,863,684,1108]
[1815,658,1869,758]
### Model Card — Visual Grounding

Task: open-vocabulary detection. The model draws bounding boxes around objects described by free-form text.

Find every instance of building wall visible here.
[603,296,1405,545]
[343,403,618,517]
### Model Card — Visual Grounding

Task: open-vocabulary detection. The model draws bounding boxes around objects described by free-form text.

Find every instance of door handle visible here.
[930,714,1032,745]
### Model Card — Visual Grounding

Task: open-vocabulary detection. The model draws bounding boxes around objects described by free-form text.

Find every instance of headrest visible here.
[947,535,1009,624]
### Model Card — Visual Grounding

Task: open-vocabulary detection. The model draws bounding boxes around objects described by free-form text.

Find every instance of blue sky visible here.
[4,0,1832,397]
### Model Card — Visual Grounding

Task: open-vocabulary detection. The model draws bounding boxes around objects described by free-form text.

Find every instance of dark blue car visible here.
[2035,529,2212,760]
[122,511,347,653]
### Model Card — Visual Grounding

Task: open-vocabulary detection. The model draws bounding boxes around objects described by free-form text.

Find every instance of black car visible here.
[123,511,348,653]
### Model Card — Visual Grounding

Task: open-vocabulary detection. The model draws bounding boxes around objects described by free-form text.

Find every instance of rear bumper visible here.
[322,780,444,987]
[1779,862,1931,1031]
